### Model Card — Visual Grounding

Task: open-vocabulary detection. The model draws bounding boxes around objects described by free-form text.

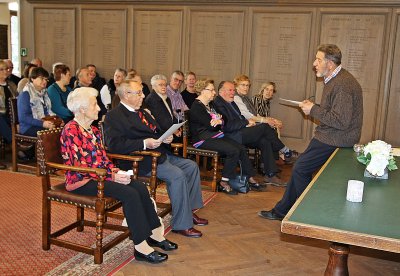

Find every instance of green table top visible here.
[282,148,400,251]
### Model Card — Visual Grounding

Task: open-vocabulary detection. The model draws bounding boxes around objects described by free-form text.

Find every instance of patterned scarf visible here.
[23,82,54,120]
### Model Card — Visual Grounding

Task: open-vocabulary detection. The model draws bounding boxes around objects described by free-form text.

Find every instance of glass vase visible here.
[364,167,388,180]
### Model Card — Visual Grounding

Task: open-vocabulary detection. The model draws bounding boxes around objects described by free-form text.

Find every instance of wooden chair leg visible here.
[42,198,51,250]
[211,155,218,192]
[11,137,17,172]
[94,200,105,264]
[77,206,84,232]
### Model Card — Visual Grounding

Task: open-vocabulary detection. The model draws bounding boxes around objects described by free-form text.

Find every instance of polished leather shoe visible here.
[193,213,208,226]
[147,237,178,251]
[134,250,168,264]
[217,182,238,195]
[249,182,266,192]
[172,227,202,238]
[264,174,287,187]
[258,209,284,221]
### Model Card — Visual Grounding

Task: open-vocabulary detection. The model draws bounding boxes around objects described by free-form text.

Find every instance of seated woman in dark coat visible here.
[189,79,264,194]
[61,87,177,264]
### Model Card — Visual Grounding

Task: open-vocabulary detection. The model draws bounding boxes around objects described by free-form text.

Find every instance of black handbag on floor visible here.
[228,161,250,193]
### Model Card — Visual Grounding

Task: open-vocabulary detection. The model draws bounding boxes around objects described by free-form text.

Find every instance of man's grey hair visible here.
[67,87,98,114]
[317,44,342,66]
[150,74,167,87]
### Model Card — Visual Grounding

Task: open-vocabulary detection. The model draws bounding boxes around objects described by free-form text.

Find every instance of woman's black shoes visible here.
[134,250,168,264]
[147,237,178,251]
[217,182,238,195]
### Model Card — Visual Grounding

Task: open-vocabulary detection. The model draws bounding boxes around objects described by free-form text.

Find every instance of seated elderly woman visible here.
[47,64,74,123]
[17,67,59,137]
[61,87,177,264]
[189,79,264,194]
[252,81,282,128]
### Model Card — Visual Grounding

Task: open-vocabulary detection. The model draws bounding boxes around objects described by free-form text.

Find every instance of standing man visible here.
[259,44,363,220]
[181,71,197,108]
[166,70,188,122]
[104,80,207,238]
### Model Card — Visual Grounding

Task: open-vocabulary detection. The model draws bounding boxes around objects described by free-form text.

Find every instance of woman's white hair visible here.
[67,87,98,114]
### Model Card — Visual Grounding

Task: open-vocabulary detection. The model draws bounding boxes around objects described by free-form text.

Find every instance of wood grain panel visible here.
[133,10,183,84]
[34,8,75,71]
[187,10,244,85]
[81,9,127,79]
[319,12,387,143]
[249,11,313,139]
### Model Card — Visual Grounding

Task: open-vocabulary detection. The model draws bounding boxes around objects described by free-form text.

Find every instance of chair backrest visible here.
[36,128,64,175]
[9,98,18,125]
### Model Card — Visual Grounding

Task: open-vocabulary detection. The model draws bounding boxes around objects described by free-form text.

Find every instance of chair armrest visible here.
[46,161,107,176]
[106,153,144,162]
[171,143,183,149]
[132,150,161,158]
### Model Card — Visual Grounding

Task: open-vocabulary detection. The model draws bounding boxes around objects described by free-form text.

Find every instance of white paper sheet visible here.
[279,97,301,106]
[157,121,186,142]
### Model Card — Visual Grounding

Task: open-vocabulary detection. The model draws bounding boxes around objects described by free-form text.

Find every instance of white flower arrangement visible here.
[357,140,398,177]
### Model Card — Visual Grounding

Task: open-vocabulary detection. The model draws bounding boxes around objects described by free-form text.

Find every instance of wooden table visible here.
[281,148,400,275]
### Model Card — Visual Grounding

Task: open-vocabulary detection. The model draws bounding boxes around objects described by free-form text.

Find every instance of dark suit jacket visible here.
[104,103,170,174]
[213,95,249,142]
[144,91,176,132]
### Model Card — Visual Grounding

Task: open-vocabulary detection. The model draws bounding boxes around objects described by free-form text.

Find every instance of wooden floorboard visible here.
[115,164,400,276]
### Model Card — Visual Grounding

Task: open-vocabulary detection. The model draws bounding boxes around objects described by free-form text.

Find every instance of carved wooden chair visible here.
[9,98,38,172]
[98,121,172,218]
[36,127,145,264]
[182,111,219,192]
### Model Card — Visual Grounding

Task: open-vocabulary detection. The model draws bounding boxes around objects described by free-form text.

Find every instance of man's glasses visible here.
[157,83,167,87]
[173,77,184,83]
[126,90,143,96]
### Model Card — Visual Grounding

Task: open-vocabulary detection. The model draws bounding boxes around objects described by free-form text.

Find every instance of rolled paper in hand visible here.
[346,180,364,203]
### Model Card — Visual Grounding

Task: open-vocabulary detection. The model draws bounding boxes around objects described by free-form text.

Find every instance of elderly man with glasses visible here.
[104,80,207,238]
[4,59,21,87]
[166,70,188,123]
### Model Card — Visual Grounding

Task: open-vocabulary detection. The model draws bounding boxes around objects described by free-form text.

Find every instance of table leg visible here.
[324,242,350,276]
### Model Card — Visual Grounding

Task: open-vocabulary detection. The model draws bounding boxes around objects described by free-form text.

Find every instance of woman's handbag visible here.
[228,161,250,193]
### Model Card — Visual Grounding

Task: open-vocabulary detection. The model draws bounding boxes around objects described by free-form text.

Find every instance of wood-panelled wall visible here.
[20,0,400,150]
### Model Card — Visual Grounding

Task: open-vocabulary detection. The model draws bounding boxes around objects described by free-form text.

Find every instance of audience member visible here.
[100,68,127,110]
[30,57,43,68]
[0,60,18,169]
[62,87,175,264]
[104,80,207,238]
[17,63,37,93]
[126,69,151,98]
[252,81,277,118]
[166,70,188,122]
[234,75,297,164]
[145,74,182,143]
[258,44,363,220]
[4,59,21,86]
[17,67,57,137]
[213,81,286,186]
[47,64,74,123]
[87,64,106,92]
[181,71,197,108]
[189,79,264,194]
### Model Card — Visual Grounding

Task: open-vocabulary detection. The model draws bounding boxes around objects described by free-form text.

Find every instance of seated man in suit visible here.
[104,80,207,238]
[213,81,286,186]
[144,74,182,143]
